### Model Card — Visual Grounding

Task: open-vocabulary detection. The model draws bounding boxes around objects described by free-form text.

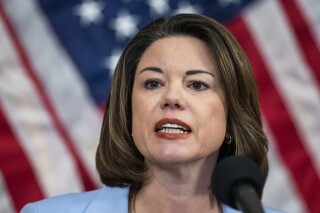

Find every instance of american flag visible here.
[0,0,319,212]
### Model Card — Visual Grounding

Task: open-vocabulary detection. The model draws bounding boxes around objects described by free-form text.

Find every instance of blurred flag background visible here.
[0,0,319,212]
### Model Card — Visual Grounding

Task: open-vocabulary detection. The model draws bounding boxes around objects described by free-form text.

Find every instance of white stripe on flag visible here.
[0,172,15,213]
[3,0,102,185]
[244,0,320,176]
[0,16,83,197]
[295,0,320,48]
[262,123,307,213]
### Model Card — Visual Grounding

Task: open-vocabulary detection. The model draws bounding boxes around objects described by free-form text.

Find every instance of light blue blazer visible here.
[21,186,285,213]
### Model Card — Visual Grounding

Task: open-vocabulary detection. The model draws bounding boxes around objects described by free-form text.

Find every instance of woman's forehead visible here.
[136,36,218,74]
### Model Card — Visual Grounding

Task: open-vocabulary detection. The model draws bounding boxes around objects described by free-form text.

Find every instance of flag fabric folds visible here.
[0,0,319,212]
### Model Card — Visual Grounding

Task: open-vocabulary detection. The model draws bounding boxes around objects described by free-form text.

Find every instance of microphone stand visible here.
[232,183,265,213]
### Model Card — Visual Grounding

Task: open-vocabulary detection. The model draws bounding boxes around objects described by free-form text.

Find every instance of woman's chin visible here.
[149,151,201,166]
[145,148,219,169]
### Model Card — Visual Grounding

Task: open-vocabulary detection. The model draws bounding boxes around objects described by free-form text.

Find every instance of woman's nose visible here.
[160,86,186,110]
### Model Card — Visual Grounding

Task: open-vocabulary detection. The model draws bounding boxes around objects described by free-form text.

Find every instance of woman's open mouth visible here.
[155,118,191,139]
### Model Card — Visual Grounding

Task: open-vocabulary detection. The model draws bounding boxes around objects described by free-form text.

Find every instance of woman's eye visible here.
[188,81,209,91]
[144,79,163,89]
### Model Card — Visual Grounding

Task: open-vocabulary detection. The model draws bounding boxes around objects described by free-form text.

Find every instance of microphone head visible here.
[212,156,264,209]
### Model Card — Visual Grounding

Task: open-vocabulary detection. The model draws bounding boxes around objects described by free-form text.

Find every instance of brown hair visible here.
[96,13,269,190]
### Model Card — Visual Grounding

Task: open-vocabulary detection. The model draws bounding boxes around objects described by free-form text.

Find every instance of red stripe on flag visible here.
[280,0,320,85]
[0,106,44,212]
[0,4,96,191]
[227,17,320,213]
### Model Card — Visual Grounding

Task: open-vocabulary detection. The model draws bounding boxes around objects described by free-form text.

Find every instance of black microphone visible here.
[212,156,265,213]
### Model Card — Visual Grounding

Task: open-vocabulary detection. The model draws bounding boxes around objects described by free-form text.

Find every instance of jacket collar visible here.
[84,186,237,213]
[84,186,129,212]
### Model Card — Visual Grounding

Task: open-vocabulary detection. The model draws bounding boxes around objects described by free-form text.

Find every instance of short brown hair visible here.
[96,13,269,189]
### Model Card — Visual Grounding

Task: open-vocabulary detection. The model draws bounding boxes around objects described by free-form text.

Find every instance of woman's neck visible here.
[131,156,221,213]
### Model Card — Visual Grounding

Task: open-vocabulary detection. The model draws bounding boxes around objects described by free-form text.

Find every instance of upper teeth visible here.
[159,123,188,131]
[159,123,189,131]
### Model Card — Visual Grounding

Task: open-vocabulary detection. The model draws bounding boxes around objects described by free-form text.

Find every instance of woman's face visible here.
[131,36,227,166]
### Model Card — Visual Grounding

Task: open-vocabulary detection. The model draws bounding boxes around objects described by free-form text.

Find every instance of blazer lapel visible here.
[84,186,130,213]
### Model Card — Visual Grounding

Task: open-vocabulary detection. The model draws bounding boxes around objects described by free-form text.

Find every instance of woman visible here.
[22,14,284,213]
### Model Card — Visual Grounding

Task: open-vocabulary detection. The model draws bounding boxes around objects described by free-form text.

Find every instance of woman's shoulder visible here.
[20,186,130,213]
[21,186,286,213]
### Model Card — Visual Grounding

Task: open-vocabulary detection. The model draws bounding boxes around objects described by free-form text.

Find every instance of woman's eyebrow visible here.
[139,67,163,74]
[139,67,214,77]
[186,70,215,77]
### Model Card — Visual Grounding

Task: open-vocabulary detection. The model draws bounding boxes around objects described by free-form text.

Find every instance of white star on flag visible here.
[147,0,170,16]
[74,0,105,26]
[174,1,202,14]
[104,48,122,75]
[109,10,140,41]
